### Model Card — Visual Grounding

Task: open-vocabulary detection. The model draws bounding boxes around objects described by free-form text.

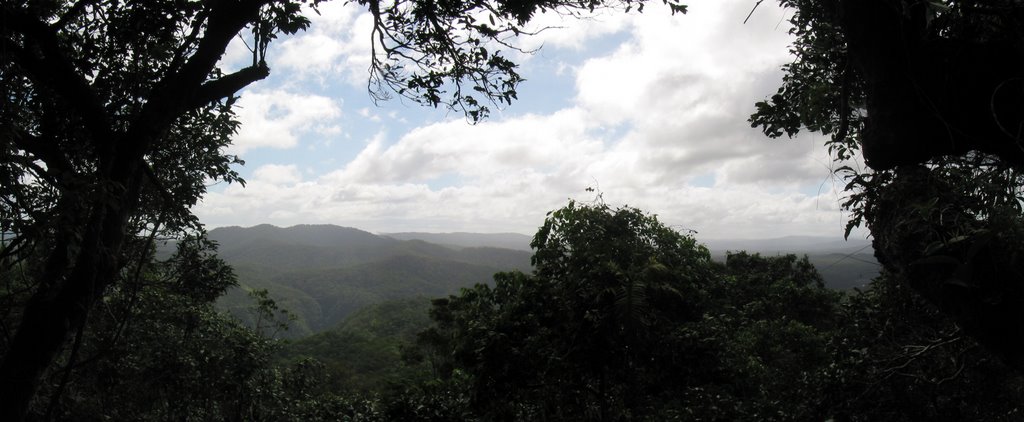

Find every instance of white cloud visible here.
[272,1,374,85]
[253,164,303,185]
[216,1,371,80]
[197,162,853,238]
[271,1,637,84]
[334,108,599,184]
[219,36,254,73]
[196,0,863,240]
[515,8,635,52]
[569,0,813,184]
[278,34,345,72]
[231,89,342,153]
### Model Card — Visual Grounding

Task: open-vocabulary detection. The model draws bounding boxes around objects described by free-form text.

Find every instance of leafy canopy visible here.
[414,200,846,420]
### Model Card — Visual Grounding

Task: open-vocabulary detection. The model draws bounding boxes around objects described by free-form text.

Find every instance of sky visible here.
[195,0,870,241]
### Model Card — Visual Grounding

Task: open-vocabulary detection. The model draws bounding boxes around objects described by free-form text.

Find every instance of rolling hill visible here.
[209,224,532,337]
[277,296,435,393]
[704,235,879,290]
[388,232,882,290]
[211,225,879,338]
[381,231,533,251]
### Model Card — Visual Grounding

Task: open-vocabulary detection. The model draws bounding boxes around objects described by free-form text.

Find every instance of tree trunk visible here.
[865,167,1024,370]
[0,162,142,421]
[838,0,1024,170]
[0,3,271,419]
[835,0,1024,369]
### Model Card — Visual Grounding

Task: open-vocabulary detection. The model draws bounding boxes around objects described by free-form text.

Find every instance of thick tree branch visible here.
[868,166,1024,370]
[0,6,114,143]
[188,64,271,110]
[0,2,293,419]
[175,0,269,89]
[127,0,269,159]
[166,9,213,79]
[5,126,75,177]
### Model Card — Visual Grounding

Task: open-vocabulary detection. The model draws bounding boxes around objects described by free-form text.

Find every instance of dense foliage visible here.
[6,198,1023,420]
[385,201,1023,421]
[407,203,1024,421]
[824,275,1024,421]
[416,201,717,420]
[2,233,353,420]
[749,0,1024,368]
[278,296,436,393]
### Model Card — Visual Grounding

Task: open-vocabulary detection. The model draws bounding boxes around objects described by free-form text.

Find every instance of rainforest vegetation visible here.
[3,0,1024,420]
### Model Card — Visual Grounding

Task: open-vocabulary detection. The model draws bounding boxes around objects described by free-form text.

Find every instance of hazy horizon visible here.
[191,0,869,241]
[206,222,874,245]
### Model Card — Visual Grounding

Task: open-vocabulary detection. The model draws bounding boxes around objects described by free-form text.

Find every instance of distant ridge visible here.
[702,236,879,291]
[212,224,385,248]
[210,225,879,338]
[208,224,532,337]
[702,235,874,256]
[381,231,533,251]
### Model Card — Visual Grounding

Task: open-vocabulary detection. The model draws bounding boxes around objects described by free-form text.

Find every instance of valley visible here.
[210,224,879,338]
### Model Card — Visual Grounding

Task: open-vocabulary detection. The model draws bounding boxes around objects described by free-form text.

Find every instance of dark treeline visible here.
[3,200,1023,420]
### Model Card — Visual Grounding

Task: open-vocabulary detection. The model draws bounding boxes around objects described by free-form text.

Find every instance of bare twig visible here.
[744,0,765,24]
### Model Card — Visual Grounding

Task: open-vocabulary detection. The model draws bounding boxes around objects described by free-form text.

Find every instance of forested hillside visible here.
[213,224,876,338]
[278,297,435,393]
[705,237,879,291]
[207,224,531,336]
[271,202,1024,420]
[382,232,534,251]
[381,230,881,291]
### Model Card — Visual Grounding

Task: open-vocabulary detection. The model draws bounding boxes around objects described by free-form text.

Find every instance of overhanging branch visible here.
[188,64,270,110]
[128,0,270,156]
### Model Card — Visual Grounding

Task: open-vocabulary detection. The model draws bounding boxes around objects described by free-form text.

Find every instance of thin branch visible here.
[878,330,962,380]
[744,0,765,24]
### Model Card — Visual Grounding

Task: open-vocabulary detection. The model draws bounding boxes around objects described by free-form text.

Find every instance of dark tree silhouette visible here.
[751,0,1024,369]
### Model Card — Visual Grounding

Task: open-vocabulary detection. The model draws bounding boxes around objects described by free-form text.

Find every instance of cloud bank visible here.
[197,0,867,241]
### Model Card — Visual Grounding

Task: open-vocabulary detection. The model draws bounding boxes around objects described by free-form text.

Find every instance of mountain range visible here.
[381,231,534,251]
[208,224,879,338]
[210,224,532,337]
[385,231,880,290]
